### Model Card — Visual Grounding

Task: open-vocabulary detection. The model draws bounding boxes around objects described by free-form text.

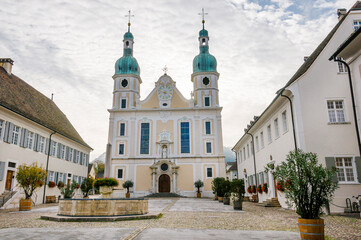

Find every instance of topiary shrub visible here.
[212,177,225,197]
[16,163,47,199]
[122,180,134,193]
[194,180,204,193]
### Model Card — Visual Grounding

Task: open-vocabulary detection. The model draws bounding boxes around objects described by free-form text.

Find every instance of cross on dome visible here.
[198,8,208,29]
[162,65,168,75]
[125,10,134,32]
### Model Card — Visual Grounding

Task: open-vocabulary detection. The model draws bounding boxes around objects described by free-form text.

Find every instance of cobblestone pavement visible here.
[0,198,360,240]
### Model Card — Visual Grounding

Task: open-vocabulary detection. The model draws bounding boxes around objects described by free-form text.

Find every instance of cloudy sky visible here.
[0,0,356,160]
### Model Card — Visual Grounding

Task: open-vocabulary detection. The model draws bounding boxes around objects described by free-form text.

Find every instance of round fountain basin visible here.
[58,198,148,216]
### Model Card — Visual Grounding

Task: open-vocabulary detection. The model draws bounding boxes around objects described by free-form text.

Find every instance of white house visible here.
[233,2,361,213]
[0,59,92,209]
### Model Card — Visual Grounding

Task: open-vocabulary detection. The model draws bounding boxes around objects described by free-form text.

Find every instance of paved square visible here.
[168,198,241,212]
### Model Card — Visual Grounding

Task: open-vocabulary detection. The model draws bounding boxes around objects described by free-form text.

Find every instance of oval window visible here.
[161,163,168,171]
[163,103,168,107]
[121,79,128,88]
[203,77,210,86]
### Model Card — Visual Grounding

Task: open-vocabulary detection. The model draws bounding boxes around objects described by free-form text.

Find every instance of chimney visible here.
[337,8,347,21]
[0,58,14,75]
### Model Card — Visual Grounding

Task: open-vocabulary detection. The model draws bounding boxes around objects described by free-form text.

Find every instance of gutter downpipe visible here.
[280,89,298,151]
[245,132,258,202]
[42,131,56,204]
[333,58,361,156]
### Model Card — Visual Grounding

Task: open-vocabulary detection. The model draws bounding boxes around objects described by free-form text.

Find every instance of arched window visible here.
[126,41,129,48]
[202,38,206,45]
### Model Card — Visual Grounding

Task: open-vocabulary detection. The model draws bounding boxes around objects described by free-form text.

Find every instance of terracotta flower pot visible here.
[19,199,32,211]
[197,192,201,198]
[218,197,223,202]
[297,218,324,240]
[125,192,130,198]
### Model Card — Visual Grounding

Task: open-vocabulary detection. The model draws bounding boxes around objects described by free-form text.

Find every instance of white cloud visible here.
[0,0,356,159]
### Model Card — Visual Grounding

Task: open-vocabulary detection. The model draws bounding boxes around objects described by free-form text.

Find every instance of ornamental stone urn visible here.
[99,186,113,198]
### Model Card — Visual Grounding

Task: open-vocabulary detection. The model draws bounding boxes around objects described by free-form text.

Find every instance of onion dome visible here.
[114,30,140,76]
[193,28,217,73]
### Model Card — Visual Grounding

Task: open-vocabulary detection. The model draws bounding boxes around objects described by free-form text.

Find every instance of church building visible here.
[105,15,226,197]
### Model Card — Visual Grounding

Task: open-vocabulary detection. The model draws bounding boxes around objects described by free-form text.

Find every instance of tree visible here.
[122,180,134,193]
[194,180,204,193]
[274,150,338,219]
[212,177,225,197]
[230,179,245,202]
[15,163,47,199]
[80,177,94,197]
[93,160,104,175]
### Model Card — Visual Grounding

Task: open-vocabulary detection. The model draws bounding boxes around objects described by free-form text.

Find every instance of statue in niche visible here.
[162,145,168,159]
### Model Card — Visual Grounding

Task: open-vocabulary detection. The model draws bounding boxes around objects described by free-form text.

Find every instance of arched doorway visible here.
[158,174,170,192]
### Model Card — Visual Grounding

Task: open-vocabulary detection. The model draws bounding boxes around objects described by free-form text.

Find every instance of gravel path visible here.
[0,198,359,240]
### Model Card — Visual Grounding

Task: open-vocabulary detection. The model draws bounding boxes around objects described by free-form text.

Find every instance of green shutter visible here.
[0,161,5,181]
[325,157,338,183]
[355,157,361,183]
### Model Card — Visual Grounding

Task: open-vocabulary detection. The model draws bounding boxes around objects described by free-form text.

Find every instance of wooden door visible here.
[5,170,13,190]
[158,174,170,193]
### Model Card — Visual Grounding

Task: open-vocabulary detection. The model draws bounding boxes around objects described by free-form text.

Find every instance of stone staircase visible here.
[0,190,17,208]
[144,192,184,198]
[256,198,281,207]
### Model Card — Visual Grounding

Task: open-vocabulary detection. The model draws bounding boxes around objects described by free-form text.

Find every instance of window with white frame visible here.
[48,171,54,182]
[117,168,124,179]
[204,96,210,107]
[11,125,20,145]
[76,151,80,163]
[335,157,357,183]
[51,141,57,156]
[206,142,212,153]
[337,61,348,73]
[61,145,66,159]
[121,99,127,109]
[59,173,64,183]
[120,123,126,136]
[260,132,265,148]
[243,147,246,160]
[69,148,73,161]
[282,111,288,132]
[39,136,45,153]
[354,19,361,31]
[255,136,259,152]
[0,120,4,140]
[205,121,211,134]
[246,144,250,158]
[267,125,272,143]
[327,100,345,123]
[82,154,87,165]
[206,167,213,178]
[27,131,34,149]
[274,118,280,138]
[119,143,125,155]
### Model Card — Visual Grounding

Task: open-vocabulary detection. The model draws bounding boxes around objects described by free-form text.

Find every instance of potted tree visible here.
[274,150,338,240]
[15,163,47,211]
[230,179,245,210]
[222,180,231,205]
[58,180,78,199]
[211,177,225,201]
[194,180,204,198]
[94,178,119,198]
[80,177,94,198]
[122,180,134,198]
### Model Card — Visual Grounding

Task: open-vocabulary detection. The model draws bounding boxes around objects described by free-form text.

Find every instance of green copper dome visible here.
[193,28,217,73]
[115,31,140,76]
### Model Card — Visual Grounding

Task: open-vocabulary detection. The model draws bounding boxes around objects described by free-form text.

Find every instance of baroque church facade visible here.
[105,18,226,197]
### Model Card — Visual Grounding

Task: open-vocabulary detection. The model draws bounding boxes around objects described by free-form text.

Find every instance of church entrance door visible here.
[158,174,170,193]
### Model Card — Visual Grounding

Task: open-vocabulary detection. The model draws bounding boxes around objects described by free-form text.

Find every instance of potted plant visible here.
[15,163,47,211]
[212,177,225,201]
[94,177,119,198]
[262,183,268,193]
[274,150,338,240]
[122,180,134,198]
[222,180,231,205]
[230,179,245,210]
[247,185,252,194]
[80,177,94,198]
[48,181,56,188]
[256,184,263,194]
[251,185,256,194]
[58,180,78,199]
[194,180,204,198]
[57,181,65,188]
[276,180,285,192]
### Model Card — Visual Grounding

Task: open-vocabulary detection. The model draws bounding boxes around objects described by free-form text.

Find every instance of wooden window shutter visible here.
[33,134,39,151]
[45,138,50,155]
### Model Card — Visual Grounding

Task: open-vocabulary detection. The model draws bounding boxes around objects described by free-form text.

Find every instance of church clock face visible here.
[157,85,173,101]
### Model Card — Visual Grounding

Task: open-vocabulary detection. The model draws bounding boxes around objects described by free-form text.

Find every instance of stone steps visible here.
[256,198,281,207]
[144,192,184,198]
[0,190,16,208]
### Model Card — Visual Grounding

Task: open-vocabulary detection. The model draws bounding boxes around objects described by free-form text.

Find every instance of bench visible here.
[46,195,56,203]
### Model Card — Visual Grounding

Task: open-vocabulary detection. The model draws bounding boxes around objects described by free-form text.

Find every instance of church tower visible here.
[112,16,141,110]
[192,11,219,108]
